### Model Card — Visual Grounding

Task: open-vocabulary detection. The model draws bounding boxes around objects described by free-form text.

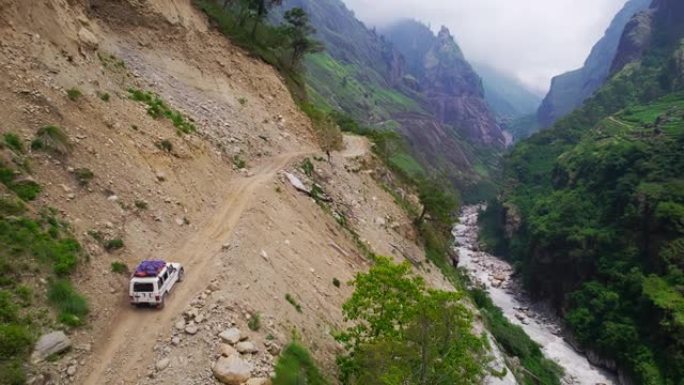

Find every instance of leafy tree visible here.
[417,178,459,225]
[337,257,488,385]
[247,0,282,36]
[283,8,324,67]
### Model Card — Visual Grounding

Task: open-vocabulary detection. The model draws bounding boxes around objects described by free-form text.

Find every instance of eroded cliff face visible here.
[611,0,684,74]
[537,0,651,128]
[382,22,505,148]
[422,27,504,147]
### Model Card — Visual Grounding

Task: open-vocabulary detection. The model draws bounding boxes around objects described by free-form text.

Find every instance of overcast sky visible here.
[341,0,628,95]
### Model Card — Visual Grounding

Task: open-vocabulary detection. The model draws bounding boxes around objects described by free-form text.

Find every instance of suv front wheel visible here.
[178,268,185,282]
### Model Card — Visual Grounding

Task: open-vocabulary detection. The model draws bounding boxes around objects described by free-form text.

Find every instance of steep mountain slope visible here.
[537,0,651,128]
[474,63,542,122]
[0,1,466,383]
[278,2,504,197]
[489,0,684,382]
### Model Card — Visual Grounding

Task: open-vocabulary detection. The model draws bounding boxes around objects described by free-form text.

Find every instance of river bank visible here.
[453,205,617,385]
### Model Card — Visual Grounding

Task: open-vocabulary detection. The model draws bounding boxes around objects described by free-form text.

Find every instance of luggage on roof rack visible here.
[133,260,167,277]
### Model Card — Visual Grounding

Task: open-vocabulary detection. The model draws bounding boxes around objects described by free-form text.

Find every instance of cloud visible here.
[341,0,628,94]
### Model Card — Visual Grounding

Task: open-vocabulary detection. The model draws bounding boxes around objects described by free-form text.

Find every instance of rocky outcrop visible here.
[385,22,505,148]
[612,0,684,74]
[538,0,651,128]
[610,9,656,74]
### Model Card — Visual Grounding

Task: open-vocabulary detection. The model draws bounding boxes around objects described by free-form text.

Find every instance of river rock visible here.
[212,355,252,385]
[236,341,258,354]
[219,327,241,344]
[31,331,72,362]
[219,343,238,357]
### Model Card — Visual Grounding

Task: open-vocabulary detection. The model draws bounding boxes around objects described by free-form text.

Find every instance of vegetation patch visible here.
[3,133,24,154]
[285,293,302,313]
[0,190,87,380]
[31,125,71,156]
[47,280,88,327]
[66,88,82,101]
[110,261,128,274]
[128,89,196,134]
[273,341,329,385]
[104,238,124,252]
[73,168,94,187]
[247,312,261,331]
[336,257,489,384]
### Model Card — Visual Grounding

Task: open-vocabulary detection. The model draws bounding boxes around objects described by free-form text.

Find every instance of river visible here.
[453,205,617,385]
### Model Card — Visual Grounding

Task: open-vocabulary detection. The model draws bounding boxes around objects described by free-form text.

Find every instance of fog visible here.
[341,0,629,94]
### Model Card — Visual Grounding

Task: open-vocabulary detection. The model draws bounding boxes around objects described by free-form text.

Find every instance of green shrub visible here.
[238,97,248,106]
[232,155,246,169]
[0,324,33,359]
[98,92,110,102]
[32,125,71,156]
[74,168,94,187]
[155,139,173,153]
[66,88,82,101]
[128,89,196,134]
[8,179,41,201]
[110,261,127,274]
[332,278,340,288]
[300,158,314,177]
[134,200,148,210]
[0,197,26,216]
[247,312,261,331]
[0,359,26,385]
[273,342,329,385]
[47,280,88,327]
[104,238,124,251]
[285,294,302,313]
[3,133,23,153]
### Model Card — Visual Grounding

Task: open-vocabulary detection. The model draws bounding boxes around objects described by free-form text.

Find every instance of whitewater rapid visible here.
[454,205,617,385]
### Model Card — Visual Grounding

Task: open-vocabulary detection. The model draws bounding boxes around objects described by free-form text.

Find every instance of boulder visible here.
[219,343,238,357]
[246,378,271,385]
[31,331,72,362]
[78,27,98,48]
[219,327,241,345]
[236,341,258,354]
[212,355,252,385]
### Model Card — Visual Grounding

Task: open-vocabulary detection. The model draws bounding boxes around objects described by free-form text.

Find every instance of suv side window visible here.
[163,271,169,281]
[158,277,164,289]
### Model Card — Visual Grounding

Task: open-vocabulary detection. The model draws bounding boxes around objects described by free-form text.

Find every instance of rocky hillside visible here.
[278,2,505,198]
[0,0,465,383]
[488,0,684,382]
[537,0,651,128]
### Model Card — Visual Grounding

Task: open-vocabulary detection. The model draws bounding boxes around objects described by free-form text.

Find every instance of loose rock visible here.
[219,327,241,345]
[156,357,170,371]
[212,355,252,385]
[31,331,72,362]
[236,341,258,354]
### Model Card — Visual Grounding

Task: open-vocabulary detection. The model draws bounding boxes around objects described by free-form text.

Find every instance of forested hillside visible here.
[485,0,684,383]
[276,2,505,199]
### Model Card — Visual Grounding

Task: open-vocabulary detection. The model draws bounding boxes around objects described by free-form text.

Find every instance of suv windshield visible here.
[133,282,155,292]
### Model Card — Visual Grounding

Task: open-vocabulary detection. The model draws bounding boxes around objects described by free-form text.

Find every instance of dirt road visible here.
[82,151,309,385]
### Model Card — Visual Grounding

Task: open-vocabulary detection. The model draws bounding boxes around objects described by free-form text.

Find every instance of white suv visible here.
[129,260,184,308]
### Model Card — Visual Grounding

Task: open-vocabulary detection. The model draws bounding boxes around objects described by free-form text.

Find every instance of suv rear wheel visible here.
[158,293,166,310]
